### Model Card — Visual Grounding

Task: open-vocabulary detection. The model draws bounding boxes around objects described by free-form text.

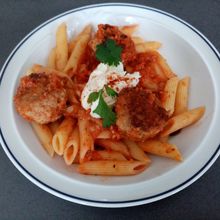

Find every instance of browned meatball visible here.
[89,24,136,65]
[115,87,168,141]
[14,72,68,124]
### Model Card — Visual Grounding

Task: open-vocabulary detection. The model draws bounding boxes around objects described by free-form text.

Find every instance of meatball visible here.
[115,87,168,141]
[89,24,136,65]
[14,72,68,124]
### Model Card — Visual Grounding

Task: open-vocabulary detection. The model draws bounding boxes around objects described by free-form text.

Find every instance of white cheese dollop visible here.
[81,62,141,118]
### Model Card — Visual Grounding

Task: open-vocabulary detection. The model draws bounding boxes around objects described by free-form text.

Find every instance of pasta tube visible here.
[120,24,138,36]
[31,122,54,157]
[64,25,91,75]
[55,23,68,71]
[52,117,75,155]
[63,126,79,165]
[123,140,151,163]
[160,106,206,137]
[78,160,147,176]
[163,77,179,116]
[96,139,130,158]
[78,118,94,163]
[91,150,127,161]
[138,140,182,161]
[174,76,190,115]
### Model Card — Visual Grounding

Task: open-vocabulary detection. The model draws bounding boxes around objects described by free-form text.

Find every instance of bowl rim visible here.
[1,2,220,208]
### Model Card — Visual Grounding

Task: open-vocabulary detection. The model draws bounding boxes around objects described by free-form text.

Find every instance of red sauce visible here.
[75,45,99,83]
[91,151,103,160]
[107,74,137,93]
[74,24,167,96]
[130,51,167,91]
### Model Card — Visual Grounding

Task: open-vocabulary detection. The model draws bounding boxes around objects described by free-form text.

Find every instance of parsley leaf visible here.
[96,39,122,66]
[93,89,116,127]
[88,91,99,103]
[105,85,118,97]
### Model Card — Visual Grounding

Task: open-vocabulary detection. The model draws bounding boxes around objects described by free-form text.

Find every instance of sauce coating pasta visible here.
[13,23,205,176]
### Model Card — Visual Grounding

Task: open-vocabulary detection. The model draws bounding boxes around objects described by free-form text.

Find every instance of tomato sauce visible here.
[76,24,166,94]
[75,45,99,83]
[130,51,167,91]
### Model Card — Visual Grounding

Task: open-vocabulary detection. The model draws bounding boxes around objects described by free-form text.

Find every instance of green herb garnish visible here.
[88,88,116,128]
[96,39,122,66]
[88,91,99,103]
[105,85,118,97]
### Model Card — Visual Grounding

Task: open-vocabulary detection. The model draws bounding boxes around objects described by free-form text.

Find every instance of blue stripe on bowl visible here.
[0,3,220,206]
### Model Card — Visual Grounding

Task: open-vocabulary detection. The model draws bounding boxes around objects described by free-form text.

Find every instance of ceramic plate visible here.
[1,3,220,208]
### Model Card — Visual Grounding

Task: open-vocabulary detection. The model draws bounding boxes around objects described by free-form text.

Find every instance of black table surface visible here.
[1,0,220,219]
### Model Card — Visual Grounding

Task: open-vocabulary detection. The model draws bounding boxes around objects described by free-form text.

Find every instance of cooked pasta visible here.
[78,118,94,163]
[96,139,130,158]
[78,160,147,176]
[174,76,190,115]
[52,117,75,155]
[13,22,205,176]
[55,23,68,71]
[63,126,79,165]
[138,139,182,161]
[31,122,54,157]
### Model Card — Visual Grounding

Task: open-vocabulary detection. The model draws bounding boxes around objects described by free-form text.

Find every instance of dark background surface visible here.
[0,0,220,219]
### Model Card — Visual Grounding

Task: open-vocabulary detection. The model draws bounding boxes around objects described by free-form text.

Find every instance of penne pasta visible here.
[31,122,54,157]
[132,36,145,44]
[55,23,68,71]
[143,41,162,50]
[52,117,75,156]
[158,55,176,78]
[68,25,92,54]
[64,26,91,76]
[120,24,138,36]
[47,47,56,69]
[13,22,206,177]
[91,150,127,161]
[153,63,167,80]
[138,139,182,161]
[135,41,161,53]
[78,160,147,176]
[96,139,130,158]
[96,130,112,139]
[78,118,94,163]
[160,106,206,137]
[123,140,151,163]
[135,44,146,53]
[63,126,79,165]
[174,76,190,115]
[163,77,179,116]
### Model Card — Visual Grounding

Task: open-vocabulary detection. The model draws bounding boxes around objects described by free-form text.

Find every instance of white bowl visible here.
[1,3,220,208]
